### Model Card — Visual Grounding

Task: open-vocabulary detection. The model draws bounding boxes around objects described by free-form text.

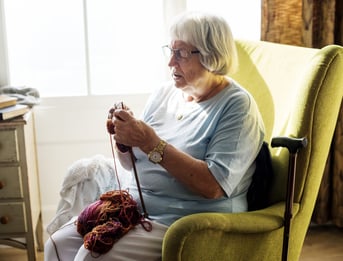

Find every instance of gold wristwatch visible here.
[148,140,167,164]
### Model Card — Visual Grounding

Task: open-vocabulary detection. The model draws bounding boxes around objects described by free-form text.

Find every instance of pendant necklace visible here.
[175,95,196,121]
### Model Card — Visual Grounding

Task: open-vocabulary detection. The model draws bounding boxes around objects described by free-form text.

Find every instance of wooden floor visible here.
[300,225,343,261]
[0,225,342,260]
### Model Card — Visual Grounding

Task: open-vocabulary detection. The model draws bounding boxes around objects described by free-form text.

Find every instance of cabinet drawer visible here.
[0,129,19,162]
[0,202,26,233]
[0,166,23,199]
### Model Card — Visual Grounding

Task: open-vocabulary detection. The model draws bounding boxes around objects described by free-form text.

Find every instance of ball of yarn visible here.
[83,220,124,255]
[77,200,104,237]
[76,190,145,254]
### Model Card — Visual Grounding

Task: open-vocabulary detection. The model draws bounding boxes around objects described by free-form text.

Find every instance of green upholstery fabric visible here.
[162,40,343,261]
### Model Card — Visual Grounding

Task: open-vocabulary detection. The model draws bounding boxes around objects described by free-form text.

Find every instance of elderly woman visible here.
[45,11,265,261]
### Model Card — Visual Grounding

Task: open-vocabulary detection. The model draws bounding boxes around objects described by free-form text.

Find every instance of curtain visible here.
[261,0,343,227]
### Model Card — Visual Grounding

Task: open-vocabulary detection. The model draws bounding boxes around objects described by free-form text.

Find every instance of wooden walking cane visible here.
[271,137,307,261]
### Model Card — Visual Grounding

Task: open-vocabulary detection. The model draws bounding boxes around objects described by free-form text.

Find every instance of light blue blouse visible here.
[128,79,265,226]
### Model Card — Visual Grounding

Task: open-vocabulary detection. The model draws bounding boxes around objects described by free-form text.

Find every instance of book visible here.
[0,94,17,109]
[0,104,30,120]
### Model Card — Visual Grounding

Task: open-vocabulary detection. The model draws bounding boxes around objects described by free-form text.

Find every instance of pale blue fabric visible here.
[129,78,265,226]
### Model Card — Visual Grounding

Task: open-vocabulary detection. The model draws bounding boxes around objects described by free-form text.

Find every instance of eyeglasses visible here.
[162,45,200,61]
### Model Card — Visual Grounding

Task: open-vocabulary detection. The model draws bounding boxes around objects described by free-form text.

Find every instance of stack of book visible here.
[0,94,30,120]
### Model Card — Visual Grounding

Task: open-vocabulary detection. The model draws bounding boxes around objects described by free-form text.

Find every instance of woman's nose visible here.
[168,53,178,67]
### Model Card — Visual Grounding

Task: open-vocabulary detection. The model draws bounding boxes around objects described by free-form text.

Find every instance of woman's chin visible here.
[173,78,186,88]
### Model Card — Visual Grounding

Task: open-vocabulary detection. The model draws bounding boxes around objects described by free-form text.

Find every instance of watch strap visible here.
[148,140,167,163]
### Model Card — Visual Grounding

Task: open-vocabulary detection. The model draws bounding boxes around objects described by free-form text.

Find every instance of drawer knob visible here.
[0,181,4,189]
[0,216,9,224]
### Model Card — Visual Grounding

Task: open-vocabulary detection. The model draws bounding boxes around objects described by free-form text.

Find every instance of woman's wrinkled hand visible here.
[105,101,159,153]
[106,102,134,152]
[106,102,132,135]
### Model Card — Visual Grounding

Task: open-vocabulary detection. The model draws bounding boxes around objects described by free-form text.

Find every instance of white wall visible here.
[33,94,149,242]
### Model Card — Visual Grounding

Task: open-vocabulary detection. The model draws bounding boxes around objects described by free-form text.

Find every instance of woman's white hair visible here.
[169,12,238,75]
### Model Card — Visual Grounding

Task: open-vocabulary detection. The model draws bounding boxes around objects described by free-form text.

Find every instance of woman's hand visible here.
[112,109,160,154]
[106,102,134,152]
[106,102,159,153]
[106,102,132,135]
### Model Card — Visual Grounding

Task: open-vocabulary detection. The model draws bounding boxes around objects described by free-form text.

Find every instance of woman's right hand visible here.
[106,102,133,152]
[106,102,132,135]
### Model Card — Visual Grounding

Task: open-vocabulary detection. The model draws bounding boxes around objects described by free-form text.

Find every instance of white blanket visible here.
[46,154,129,235]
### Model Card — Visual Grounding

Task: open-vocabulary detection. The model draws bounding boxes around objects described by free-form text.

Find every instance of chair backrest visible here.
[232,40,343,206]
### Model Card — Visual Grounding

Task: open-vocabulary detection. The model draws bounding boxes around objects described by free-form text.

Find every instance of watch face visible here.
[150,151,162,163]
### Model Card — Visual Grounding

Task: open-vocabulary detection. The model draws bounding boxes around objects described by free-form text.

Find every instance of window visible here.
[3,0,165,96]
[187,0,261,40]
[1,0,260,97]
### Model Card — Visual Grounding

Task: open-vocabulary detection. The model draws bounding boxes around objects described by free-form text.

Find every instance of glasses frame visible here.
[162,45,200,61]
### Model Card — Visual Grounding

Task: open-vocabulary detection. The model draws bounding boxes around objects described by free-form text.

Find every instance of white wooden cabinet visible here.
[0,111,43,260]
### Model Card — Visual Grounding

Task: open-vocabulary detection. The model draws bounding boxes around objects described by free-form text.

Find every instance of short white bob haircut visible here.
[169,12,238,75]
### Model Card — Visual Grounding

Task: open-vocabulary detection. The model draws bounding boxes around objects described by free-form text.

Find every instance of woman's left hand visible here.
[112,110,160,153]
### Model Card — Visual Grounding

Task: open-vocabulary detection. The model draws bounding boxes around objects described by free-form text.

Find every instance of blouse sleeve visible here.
[206,90,265,198]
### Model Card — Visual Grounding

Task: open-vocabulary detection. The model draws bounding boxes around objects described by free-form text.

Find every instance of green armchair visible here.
[162,40,343,261]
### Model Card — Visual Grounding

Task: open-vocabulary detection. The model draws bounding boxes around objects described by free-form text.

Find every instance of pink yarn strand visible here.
[109,135,122,190]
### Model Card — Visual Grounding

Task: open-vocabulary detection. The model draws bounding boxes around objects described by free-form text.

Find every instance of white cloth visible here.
[44,217,168,261]
[46,154,124,235]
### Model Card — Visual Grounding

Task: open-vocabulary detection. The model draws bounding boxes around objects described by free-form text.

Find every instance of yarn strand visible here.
[75,127,151,255]
[109,135,122,190]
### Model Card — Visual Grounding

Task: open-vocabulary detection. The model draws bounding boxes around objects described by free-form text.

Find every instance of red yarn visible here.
[76,190,150,255]
[83,221,124,255]
[75,107,152,256]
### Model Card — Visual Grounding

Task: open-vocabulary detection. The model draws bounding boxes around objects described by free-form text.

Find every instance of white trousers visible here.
[44,217,169,261]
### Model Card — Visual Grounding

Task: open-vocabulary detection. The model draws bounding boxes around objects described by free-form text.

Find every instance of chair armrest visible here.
[165,202,292,235]
[162,202,299,260]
